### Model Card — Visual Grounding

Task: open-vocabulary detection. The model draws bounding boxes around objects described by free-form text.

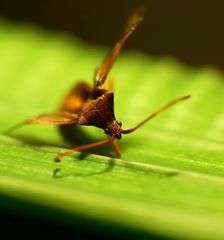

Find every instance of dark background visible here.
[0,0,224,70]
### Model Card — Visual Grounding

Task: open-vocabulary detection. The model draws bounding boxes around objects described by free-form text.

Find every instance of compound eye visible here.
[117,121,122,126]
[104,128,109,134]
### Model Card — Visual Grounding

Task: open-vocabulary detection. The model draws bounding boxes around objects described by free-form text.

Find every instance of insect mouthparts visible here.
[105,120,122,139]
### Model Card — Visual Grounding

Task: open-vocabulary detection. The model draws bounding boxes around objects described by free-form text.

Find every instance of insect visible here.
[9,6,190,162]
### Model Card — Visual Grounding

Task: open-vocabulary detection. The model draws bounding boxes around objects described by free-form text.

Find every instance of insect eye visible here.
[117,121,122,126]
[104,128,109,134]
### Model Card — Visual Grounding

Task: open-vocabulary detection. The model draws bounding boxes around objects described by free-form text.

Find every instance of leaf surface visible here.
[1,19,224,239]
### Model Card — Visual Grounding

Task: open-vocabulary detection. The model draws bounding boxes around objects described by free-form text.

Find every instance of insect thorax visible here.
[78,91,121,138]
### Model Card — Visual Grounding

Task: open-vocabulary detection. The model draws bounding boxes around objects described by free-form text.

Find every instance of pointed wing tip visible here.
[125,5,145,33]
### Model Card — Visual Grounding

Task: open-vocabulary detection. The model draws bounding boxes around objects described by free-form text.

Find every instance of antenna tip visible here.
[182,95,192,100]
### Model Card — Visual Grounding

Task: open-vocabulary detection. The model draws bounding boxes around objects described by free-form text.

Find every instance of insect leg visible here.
[54,136,115,162]
[6,112,79,134]
[111,140,121,157]
[122,95,191,134]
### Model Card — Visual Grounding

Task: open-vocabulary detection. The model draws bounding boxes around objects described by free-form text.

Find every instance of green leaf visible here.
[1,19,224,239]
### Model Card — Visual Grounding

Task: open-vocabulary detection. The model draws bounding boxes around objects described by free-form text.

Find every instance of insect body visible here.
[9,6,190,162]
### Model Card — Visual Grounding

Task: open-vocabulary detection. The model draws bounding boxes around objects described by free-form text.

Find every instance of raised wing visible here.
[95,6,145,88]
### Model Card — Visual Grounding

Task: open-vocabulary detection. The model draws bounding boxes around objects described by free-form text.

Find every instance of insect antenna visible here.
[122,95,191,134]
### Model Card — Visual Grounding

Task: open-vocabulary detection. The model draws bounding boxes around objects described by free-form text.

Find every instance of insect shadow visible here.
[58,125,178,178]
[53,145,178,179]
[53,158,178,179]
[53,156,116,178]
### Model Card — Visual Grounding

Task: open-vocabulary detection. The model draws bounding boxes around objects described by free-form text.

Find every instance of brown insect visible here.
[9,6,190,162]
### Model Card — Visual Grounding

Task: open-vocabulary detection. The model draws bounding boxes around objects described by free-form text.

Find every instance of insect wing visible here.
[95,6,145,87]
